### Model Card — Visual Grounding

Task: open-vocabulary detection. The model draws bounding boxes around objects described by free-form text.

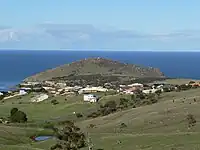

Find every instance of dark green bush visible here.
[51,99,59,105]
[76,113,83,118]
[10,108,18,116]
[51,121,86,150]
[10,110,27,123]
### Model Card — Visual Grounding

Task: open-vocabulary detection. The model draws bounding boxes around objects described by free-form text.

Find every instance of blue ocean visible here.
[0,50,200,91]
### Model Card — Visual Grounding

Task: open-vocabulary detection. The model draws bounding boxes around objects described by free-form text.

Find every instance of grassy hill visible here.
[24,58,165,82]
[1,87,200,149]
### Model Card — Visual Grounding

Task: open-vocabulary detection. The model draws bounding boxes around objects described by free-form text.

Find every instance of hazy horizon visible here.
[1,1,200,50]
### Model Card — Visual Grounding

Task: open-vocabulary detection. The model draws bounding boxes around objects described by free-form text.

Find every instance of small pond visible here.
[32,136,54,141]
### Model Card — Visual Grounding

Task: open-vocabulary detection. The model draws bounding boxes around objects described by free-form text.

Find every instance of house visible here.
[83,94,98,103]
[45,81,56,86]
[128,83,143,88]
[119,85,126,88]
[142,88,158,94]
[20,87,32,91]
[56,82,67,88]
[19,90,27,95]
[123,87,137,95]
[31,94,49,102]
[21,82,41,87]
[0,92,3,96]
[79,87,108,94]
[189,82,200,87]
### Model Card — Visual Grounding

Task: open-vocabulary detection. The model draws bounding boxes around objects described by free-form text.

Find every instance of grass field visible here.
[1,88,200,149]
[165,78,200,85]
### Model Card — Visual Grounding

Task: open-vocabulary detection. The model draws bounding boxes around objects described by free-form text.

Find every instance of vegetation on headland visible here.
[24,57,165,82]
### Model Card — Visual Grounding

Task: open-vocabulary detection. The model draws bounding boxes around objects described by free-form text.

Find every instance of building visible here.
[128,83,143,88]
[0,92,3,96]
[44,81,56,86]
[189,82,200,87]
[21,82,41,86]
[123,87,137,95]
[79,87,108,94]
[56,82,67,88]
[83,94,98,103]
[31,94,49,102]
[19,90,28,95]
[142,88,158,94]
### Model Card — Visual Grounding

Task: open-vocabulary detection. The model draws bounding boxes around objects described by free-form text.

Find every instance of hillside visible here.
[24,57,165,82]
[1,87,200,149]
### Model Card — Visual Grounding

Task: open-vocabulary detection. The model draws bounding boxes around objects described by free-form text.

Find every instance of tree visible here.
[120,123,127,128]
[51,99,59,105]
[76,113,83,118]
[131,94,135,101]
[10,108,18,116]
[136,92,145,100]
[119,98,129,108]
[104,100,117,110]
[187,114,196,128]
[0,95,4,101]
[51,121,86,150]
[10,110,27,123]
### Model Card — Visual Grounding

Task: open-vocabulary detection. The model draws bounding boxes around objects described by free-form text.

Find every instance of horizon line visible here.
[1,49,200,52]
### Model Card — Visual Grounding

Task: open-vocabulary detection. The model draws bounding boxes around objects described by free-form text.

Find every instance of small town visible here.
[0,80,199,103]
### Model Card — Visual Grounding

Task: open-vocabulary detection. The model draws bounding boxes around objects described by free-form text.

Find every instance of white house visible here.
[142,88,158,94]
[83,94,98,103]
[0,92,3,96]
[45,81,56,86]
[128,83,143,87]
[31,94,49,102]
[79,87,108,94]
[56,82,67,88]
[19,90,28,96]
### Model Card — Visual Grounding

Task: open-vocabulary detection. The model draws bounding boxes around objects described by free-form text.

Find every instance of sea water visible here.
[1,50,200,91]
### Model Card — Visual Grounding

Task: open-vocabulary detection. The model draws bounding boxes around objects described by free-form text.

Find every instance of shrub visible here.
[51,121,86,150]
[51,99,59,105]
[0,95,4,100]
[88,124,96,128]
[119,98,129,107]
[10,108,18,116]
[10,110,27,123]
[76,113,83,118]
[187,114,196,128]
[87,112,101,118]
[100,107,113,116]
[104,100,117,110]
[120,123,127,128]
[136,92,146,100]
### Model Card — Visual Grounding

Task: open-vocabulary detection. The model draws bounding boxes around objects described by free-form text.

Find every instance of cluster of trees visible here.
[88,93,159,119]
[87,100,117,118]
[10,108,27,123]
[51,121,86,150]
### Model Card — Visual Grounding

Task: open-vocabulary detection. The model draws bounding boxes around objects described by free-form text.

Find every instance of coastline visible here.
[0,81,19,92]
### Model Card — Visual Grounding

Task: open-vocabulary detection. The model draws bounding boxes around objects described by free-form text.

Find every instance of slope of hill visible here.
[24,57,165,82]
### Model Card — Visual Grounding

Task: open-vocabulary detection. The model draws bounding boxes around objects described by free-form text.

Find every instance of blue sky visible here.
[1,0,200,32]
[1,0,200,50]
